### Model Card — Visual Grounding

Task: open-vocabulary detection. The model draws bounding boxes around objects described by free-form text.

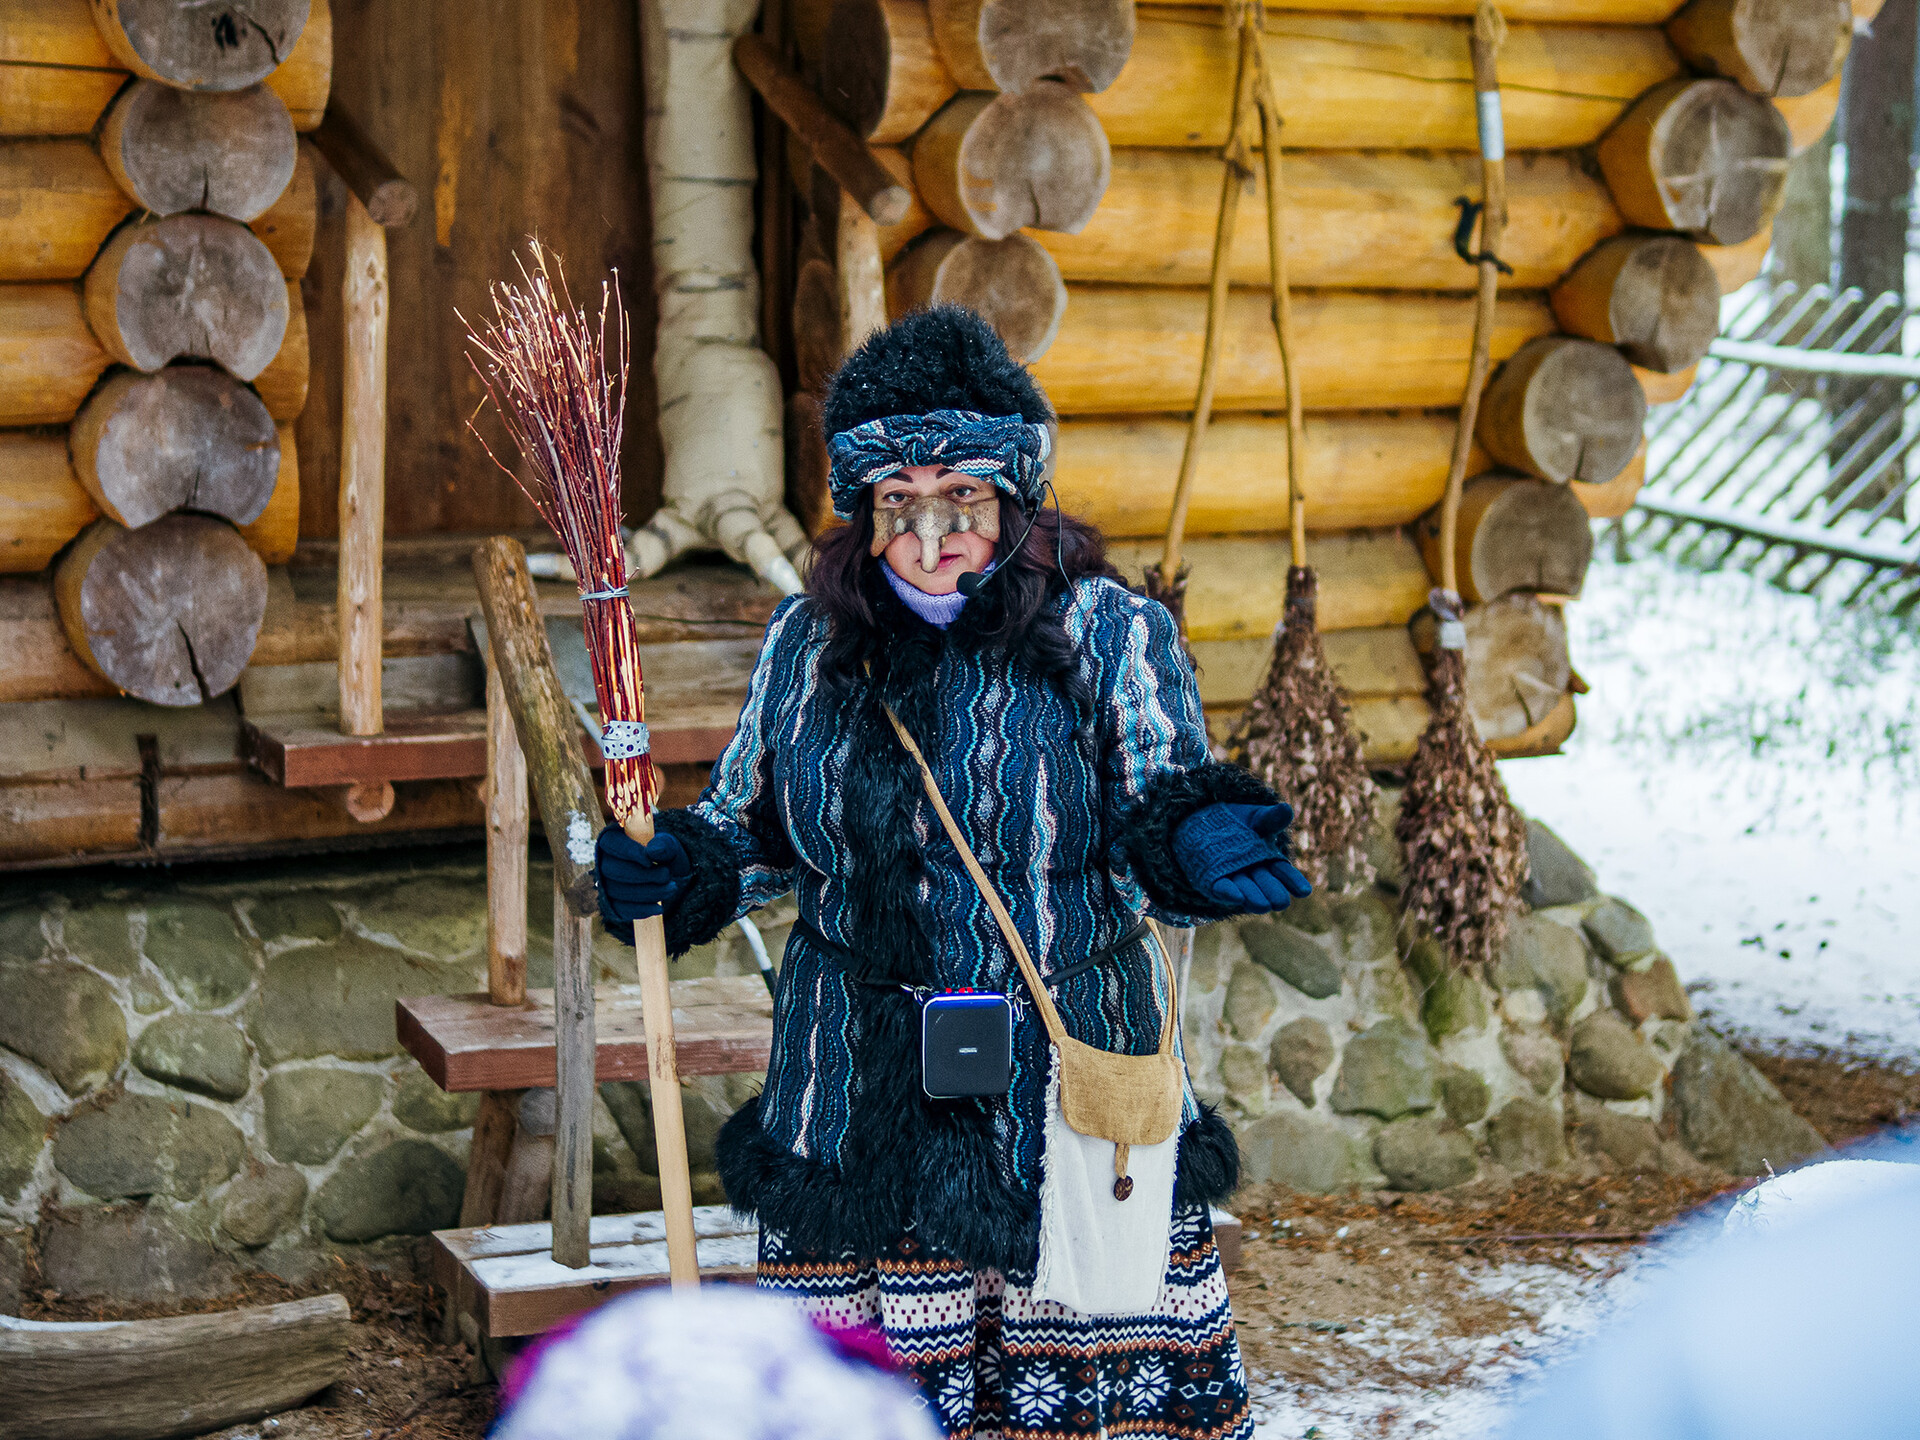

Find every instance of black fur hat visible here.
[821,305,1054,438]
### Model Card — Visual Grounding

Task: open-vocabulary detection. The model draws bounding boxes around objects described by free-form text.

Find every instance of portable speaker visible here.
[920,991,1014,1099]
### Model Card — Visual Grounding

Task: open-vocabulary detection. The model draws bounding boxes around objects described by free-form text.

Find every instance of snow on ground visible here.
[1251,1251,1661,1440]
[1251,549,1919,1438]
[1500,549,1920,1063]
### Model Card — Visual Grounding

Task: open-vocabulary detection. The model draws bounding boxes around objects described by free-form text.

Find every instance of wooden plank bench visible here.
[433,1206,759,1339]
[396,976,775,1092]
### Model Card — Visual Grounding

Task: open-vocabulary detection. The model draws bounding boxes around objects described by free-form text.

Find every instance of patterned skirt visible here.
[755,1203,1254,1440]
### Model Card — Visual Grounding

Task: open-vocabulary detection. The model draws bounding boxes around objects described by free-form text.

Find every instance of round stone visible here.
[1373,1116,1478,1191]
[1330,1017,1439,1121]
[263,1068,384,1164]
[143,900,254,1009]
[132,1014,251,1101]
[1583,897,1658,967]
[1486,1096,1568,1172]
[1224,960,1281,1040]
[219,1165,308,1247]
[1238,1109,1383,1192]
[393,1068,480,1133]
[1568,1011,1667,1101]
[1439,1064,1491,1125]
[1270,1017,1335,1107]
[313,1139,465,1242]
[52,1092,244,1200]
[0,958,127,1096]
[1240,915,1341,999]
[0,1073,49,1203]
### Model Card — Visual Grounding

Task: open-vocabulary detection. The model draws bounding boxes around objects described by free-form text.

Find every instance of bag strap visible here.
[881,705,1178,1058]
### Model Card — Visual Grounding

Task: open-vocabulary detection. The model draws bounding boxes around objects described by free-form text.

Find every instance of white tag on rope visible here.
[1476,91,1505,162]
[1439,620,1467,651]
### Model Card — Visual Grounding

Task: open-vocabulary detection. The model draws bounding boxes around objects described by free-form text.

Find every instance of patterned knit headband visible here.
[825,408,1051,518]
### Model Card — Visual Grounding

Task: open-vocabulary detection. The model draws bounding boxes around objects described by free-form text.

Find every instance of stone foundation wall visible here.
[1179,791,1825,1194]
[0,799,1824,1308]
[0,850,786,1306]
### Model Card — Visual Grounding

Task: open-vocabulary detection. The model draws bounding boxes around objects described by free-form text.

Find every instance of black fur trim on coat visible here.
[715,975,1041,1272]
[653,807,742,958]
[1118,761,1284,921]
[1173,1103,1241,1209]
[823,305,1054,437]
[718,1075,1244,1267]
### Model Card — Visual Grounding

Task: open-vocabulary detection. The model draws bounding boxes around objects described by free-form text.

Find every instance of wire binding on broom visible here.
[461,240,656,822]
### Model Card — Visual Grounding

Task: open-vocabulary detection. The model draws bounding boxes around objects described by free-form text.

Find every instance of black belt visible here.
[791,915,1154,994]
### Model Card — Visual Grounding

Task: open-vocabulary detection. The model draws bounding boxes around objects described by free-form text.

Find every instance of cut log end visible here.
[887,229,1067,361]
[929,0,1138,95]
[1666,0,1852,100]
[818,0,959,144]
[98,80,298,221]
[85,213,290,378]
[72,365,281,529]
[1551,233,1721,373]
[90,0,314,93]
[915,84,1112,240]
[1418,473,1596,605]
[1478,335,1649,485]
[54,514,269,706]
[1411,594,1573,742]
[1598,78,1791,245]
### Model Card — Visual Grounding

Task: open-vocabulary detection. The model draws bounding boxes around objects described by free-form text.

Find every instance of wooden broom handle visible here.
[615,777,699,1287]
[1249,33,1306,571]
[1439,0,1509,600]
[1159,12,1260,585]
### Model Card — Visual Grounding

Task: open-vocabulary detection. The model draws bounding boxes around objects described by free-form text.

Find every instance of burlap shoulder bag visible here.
[882,708,1184,1180]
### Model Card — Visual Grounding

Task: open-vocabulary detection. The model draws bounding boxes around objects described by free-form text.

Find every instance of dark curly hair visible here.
[809,306,1120,732]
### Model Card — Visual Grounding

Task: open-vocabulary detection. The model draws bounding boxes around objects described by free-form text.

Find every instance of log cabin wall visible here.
[772,0,1856,762]
[0,0,676,866]
[297,0,661,540]
[1,0,331,706]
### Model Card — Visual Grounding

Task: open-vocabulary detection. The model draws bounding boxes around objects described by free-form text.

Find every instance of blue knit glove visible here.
[1173,803,1312,912]
[595,825,691,945]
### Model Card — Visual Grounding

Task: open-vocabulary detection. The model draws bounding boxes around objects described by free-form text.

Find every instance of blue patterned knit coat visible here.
[653,573,1276,1275]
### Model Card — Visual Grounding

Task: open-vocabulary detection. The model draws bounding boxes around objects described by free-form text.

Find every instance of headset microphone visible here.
[955,480,1064,597]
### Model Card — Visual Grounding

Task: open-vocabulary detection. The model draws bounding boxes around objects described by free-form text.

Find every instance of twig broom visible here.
[1394,2,1530,968]
[463,241,701,1288]
[1226,17,1378,892]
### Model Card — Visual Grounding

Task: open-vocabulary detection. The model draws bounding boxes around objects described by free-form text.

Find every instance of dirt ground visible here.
[16,1043,1916,1439]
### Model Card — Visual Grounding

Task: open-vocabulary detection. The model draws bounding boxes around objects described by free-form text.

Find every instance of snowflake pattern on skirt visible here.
[756,1203,1253,1440]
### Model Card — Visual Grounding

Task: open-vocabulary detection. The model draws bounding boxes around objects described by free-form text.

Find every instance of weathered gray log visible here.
[927,0,1137,93]
[1666,0,1851,100]
[912,84,1111,239]
[54,514,269,705]
[70,366,281,528]
[1597,77,1791,245]
[1,1294,349,1440]
[84,213,290,378]
[885,228,1067,361]
[1417,473,1596,605]
[1550,233,1721,373]
[471,536,601,918]
[1476,335,1648,484]
[89,0,313,93]
[97,80,296,221]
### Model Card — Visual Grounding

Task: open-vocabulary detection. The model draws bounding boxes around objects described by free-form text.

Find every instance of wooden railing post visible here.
[312,104,418,788]
[472,537,604,1268]
[338,192,388,744]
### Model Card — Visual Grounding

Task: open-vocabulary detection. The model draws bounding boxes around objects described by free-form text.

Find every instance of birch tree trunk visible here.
[630,0,808,592]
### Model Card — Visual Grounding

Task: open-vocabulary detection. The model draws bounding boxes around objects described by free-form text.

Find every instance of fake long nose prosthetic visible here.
[870,494,1001,572]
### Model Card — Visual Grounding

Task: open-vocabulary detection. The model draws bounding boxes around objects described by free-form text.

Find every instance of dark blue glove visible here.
[595,825,691,945]
[1173,802,1312,913]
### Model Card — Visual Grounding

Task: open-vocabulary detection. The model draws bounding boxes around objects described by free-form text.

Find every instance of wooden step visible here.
[434,1206,758,1337]
[397,977,775,1092]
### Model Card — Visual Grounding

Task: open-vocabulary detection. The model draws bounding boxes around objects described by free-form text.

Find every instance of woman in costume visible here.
[596,308,1308,1439]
